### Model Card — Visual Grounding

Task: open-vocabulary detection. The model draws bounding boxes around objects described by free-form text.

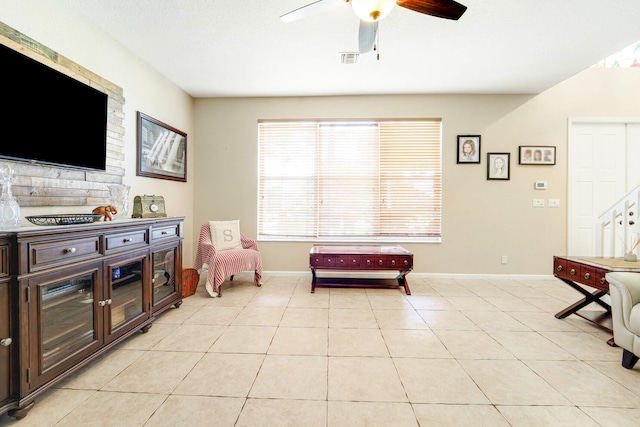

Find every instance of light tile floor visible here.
[2,275,640,426]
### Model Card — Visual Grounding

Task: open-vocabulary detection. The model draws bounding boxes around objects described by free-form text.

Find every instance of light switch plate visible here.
[533,199,545,207]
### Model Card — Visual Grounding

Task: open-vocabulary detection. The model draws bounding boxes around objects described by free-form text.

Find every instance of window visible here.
[594,40,640,68]
[258,119,442,242]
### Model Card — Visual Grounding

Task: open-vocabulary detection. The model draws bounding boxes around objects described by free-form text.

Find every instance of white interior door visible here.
[568,122,626,256]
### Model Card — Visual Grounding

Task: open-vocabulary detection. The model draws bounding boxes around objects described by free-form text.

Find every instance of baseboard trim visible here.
[257,271,555,280]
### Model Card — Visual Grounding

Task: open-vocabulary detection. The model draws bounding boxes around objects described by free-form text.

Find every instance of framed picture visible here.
[518,146,556,165]
[457,135,481,163]
[137,112,187,182]
[487,152,510,180]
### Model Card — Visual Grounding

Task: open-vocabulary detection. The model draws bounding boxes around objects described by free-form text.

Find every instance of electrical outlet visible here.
[501,255,508,264]
[532,198,545,207]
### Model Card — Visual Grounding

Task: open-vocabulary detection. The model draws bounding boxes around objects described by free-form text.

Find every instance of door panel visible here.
[569,122,626,256]
[627,124,640,188]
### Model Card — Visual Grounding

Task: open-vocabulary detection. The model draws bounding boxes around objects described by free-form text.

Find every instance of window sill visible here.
[258,236,441,244]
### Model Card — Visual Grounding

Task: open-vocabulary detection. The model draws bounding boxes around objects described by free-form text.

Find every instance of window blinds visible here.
[258,119,441,241]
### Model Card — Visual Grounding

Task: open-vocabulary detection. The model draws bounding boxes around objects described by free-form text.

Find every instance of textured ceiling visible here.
[58,0,640,98]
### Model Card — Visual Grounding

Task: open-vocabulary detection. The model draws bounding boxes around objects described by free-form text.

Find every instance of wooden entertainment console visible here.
[309,245,413,294]
[0,217,184,419]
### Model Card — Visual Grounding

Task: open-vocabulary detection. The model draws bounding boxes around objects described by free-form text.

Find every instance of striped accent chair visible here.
[194,222,263,297]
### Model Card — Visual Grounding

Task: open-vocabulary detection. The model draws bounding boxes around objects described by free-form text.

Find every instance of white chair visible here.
[605,272,640,369]
[194,221,262,297]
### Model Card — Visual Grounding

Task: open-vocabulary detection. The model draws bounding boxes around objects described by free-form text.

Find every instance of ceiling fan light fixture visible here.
[350,0,396,22]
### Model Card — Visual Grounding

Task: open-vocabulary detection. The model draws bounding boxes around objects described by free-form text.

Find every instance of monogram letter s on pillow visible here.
[209,220,242,251]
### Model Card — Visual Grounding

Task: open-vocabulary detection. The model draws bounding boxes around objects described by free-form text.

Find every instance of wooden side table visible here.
[553,255,640,345]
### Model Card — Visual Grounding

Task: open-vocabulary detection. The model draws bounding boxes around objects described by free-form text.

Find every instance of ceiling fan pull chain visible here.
[376,25,381,61]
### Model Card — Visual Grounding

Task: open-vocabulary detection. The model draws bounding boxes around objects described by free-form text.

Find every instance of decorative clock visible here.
[132,195,167,218]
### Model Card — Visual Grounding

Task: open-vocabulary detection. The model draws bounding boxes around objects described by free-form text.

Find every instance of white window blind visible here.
[258,119,442,242]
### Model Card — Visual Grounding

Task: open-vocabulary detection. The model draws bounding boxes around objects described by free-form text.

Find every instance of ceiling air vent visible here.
[340,52,360,64]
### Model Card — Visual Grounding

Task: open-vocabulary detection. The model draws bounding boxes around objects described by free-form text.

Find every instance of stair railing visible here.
[596,183,640,257]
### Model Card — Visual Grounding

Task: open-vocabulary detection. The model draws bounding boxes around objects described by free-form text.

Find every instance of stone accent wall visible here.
[0,22,125,207]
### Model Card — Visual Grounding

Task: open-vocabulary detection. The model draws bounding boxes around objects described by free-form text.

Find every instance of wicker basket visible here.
[182,268,199,298]
[26,214,104,226]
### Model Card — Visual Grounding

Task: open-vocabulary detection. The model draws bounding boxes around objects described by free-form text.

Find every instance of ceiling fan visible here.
[280,0,467,54]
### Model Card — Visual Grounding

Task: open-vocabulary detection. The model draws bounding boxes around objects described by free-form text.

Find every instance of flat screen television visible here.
[1,43,108,171]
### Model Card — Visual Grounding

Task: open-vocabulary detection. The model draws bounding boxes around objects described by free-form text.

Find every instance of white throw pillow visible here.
[209,220,242,251]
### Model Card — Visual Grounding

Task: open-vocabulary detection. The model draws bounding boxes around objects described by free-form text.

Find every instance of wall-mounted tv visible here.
[1,43,108,171]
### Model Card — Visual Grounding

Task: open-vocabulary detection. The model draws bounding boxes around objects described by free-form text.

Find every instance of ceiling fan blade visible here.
[280,0,345,22]
[358,20,378,53]
[397,0,467,20]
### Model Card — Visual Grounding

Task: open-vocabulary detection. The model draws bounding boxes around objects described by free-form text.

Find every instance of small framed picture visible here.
[487,153,510,180]
[457,135,481,163]
[518,146,556,165]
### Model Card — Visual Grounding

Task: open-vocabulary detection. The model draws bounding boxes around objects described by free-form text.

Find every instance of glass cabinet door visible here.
[39,272,98,372]
[152,247,177,306]
[108,256,146,335]
[0,281,10,404]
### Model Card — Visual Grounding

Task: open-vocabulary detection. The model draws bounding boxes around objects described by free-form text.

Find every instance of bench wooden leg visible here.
[395,271,411,295]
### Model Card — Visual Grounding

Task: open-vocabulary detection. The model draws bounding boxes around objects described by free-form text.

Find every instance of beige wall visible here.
[5,2,640,275]
[193,69,640,275]
[2,2,196,263]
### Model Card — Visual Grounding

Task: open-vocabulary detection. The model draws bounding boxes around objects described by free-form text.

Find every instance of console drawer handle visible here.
[379,260,383,265]
[65,247,76,254]
[0,338,12,347]
[600,278,607,284]
[391,260,396,266]
[556,265,563,271]
[123,238,133,243]
[570,268,576,275]
[404,260,409,265]
[584,273,591,280]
